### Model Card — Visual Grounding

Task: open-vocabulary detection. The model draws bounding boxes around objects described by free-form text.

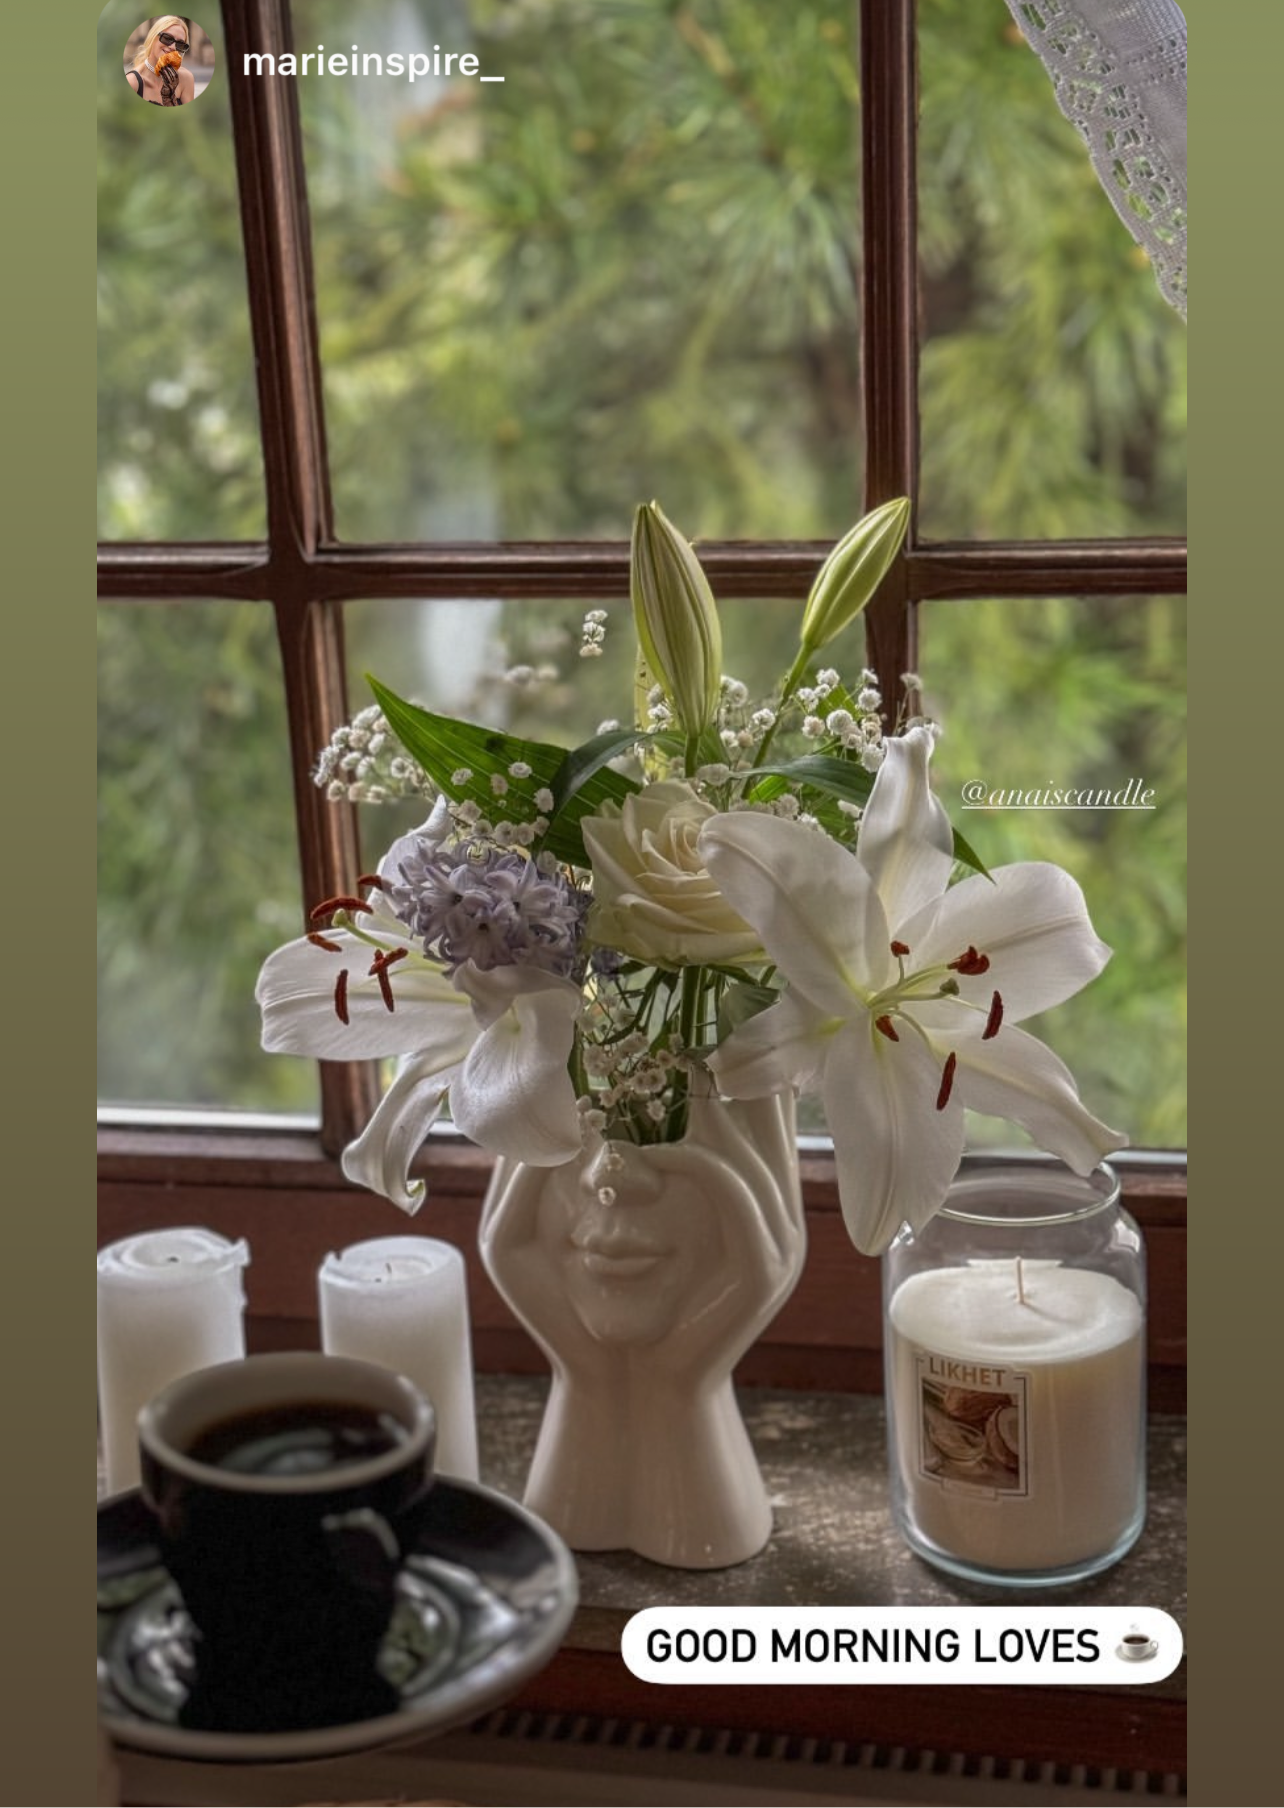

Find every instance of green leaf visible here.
[950,826,991,879]
[744,754,876,807]
[548,728,651,816]
[367,677,637,868]
[543,728,654,861]
[716,980,779,1041]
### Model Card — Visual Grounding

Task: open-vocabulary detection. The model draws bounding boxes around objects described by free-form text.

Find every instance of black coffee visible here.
[187,1400,409,1477]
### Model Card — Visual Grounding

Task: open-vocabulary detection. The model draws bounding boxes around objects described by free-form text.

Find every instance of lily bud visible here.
[799,497,910,655]
[630,502,723,739]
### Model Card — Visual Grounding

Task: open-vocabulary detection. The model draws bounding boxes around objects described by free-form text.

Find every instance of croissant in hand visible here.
[154,47,183,102]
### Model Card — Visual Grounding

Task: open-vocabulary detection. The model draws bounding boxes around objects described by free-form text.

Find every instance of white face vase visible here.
[480,1090,807,1566]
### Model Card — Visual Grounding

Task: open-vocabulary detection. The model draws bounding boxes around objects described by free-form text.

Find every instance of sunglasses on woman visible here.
[157,31,188,53]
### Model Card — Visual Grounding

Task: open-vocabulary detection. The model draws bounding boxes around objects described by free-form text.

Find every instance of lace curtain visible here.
[1004,0,1187,316]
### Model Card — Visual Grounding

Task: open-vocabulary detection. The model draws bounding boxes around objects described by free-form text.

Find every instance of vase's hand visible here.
[644,1095,807,1380]
[478,1156,606,1372]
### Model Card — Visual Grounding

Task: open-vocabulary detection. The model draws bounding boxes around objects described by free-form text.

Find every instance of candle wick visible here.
[1015,1256,1028,1306]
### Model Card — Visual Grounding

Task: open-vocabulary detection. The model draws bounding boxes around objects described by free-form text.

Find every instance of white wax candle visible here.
[319,1236,479,1480]
[97,1228,250,1495]
[888,1261,1144,1572]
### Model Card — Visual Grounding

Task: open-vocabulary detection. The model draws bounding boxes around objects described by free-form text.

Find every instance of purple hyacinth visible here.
[384,836,587,978]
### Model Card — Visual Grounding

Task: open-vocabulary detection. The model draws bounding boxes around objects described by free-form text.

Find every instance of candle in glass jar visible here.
[887,1260,1144,1574]
[319,1236,479,1480]
[97,1228,249,1495]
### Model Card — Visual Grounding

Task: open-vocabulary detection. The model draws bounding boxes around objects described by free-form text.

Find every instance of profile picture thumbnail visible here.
[123,16,216,107]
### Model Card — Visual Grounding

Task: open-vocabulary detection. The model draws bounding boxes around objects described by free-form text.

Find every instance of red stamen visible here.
[307,931,342,953]
[874,1014,900,1042]
[310,894,371,923]
[948,945,991,977]
[982,991,1004,1040]
[334,969,350,1025]
[890,940,911,957]
[356,873,388,891]
[936,1051,958,1111]
[368,947,408,1013]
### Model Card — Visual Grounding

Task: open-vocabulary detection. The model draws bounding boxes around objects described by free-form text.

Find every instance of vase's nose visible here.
[580,1142,665,1205]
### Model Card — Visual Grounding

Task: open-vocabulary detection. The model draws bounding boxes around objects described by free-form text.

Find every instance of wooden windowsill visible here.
[475,1378,1185,1667]
[469,1377,1186,1787]
[108,1375,1186,1803]
[98,1128,1188,1409]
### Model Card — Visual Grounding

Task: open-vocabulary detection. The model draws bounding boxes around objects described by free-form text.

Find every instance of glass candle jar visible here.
[883,1159,1145,1587]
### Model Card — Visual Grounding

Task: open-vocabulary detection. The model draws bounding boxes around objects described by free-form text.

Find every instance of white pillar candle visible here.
[97,1228,250,1495]
[887,1260,1144,1573]
[319,1236,479,1481]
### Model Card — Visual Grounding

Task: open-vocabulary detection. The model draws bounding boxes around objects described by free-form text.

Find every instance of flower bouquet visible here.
[258,498,1124,1256]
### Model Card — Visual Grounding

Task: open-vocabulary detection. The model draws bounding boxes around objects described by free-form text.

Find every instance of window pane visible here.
[922,597,1186,1149]
[917,0,1186,540]
[97,2,266,538]
[345,593,848,749]
[298,0,862,541]
[98,604,316,1116]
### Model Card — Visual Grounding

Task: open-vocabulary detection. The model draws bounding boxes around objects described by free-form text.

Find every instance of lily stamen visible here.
[310,894,372,923]
[890,940,911,957]
[948,945,991,977]
[369,947,408,1013]
[983,991,1004,1040]
[874,1014,900,1042]
[334,968,350,1025]
[936,1050,958,1111]
[369,948,408,971]
[307,931,342,952]
[356,873,388,891]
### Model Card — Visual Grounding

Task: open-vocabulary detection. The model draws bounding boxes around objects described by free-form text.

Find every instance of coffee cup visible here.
[138,1352,436,1731]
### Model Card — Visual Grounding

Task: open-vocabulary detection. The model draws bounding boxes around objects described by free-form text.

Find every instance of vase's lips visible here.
[570,1232,673,1277]
[578,1251,669,1278]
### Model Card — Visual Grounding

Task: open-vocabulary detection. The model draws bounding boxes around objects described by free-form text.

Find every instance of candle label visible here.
[915,1354,1028,1497]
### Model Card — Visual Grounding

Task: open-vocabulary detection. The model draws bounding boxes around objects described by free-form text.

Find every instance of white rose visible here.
[582,781,762,966]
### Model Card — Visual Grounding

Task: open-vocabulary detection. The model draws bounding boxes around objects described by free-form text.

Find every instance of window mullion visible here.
[860,0,920,714]
[274,596,378,1150]
[223,0,332,552]
[223,0,375,1150]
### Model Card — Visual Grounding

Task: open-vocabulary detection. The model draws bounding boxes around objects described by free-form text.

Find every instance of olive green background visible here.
[0,0,1223,1800]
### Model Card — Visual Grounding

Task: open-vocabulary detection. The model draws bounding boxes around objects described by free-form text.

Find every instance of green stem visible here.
[568,1028,588,1102]
[672,963,705,1140]
[749,645,812,773]
[604,966,665,1044]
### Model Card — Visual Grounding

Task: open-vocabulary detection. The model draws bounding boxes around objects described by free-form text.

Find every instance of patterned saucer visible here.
[98,1477,578,1762]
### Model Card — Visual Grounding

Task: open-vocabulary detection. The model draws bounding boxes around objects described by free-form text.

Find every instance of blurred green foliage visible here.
[98,0,1185,1142]
[97,604,316,1112]
[917,2,1186,538]
[97,2,265,537]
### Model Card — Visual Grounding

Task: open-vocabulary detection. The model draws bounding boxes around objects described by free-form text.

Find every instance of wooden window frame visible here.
[97,0,1187,1381]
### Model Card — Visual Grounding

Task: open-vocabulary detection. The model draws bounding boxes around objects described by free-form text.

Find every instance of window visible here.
[99,0,1185,1348]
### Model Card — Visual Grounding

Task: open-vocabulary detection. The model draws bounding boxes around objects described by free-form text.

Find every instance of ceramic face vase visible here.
[479,1090,806,1569]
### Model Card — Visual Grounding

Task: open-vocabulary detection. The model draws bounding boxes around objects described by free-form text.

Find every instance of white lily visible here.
[255,813,584,1211]
[697,728,1127,1255]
